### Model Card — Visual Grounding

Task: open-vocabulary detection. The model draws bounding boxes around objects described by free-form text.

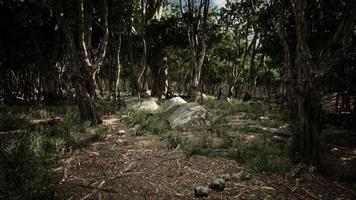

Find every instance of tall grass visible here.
[0,105,107,199]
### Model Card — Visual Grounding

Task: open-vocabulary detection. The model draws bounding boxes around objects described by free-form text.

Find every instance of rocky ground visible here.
[54,114,356,200]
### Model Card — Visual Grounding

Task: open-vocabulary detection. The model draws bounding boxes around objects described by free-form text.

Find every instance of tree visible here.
[279,0,356,165]
[55,0,109,124]
[179,0,210,99]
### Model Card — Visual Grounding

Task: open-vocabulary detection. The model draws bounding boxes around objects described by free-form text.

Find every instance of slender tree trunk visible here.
[56,0,101,124]
[113,33,122,101]
[180,0,210,99]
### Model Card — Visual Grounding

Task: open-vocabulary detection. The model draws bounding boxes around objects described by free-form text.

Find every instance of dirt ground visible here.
[55,115,356,200]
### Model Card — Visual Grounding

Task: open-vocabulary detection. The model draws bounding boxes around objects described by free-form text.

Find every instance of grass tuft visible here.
[117,108,170,135]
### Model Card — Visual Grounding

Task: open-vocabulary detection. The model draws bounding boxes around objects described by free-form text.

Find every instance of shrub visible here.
[165,134,189,150]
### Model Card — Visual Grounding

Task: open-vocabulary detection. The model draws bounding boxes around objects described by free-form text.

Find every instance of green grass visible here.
[169,132,291,173]
[117,108,170,135]
[169,99,291,173]
[116,99,291,174]
[0,105,108,199]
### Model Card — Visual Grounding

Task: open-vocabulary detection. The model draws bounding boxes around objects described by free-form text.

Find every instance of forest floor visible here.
[54,111,356,200]
[1,100,355,199]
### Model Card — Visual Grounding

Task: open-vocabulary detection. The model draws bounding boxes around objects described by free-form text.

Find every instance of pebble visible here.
[231,172,243,181]
[194,186,209,197]
[220,174,231,181]
[209,178,225,191]
[261,186,276,199]
[242,172,252,180]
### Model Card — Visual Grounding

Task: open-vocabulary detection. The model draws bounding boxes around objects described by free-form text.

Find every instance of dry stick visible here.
[302,188,319,200]
[278,181,304,199]
[79,181,106,200]
[183,166,207,177]
[78,183,119,194]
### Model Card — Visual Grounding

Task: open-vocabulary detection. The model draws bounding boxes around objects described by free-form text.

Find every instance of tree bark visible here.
[286,0,356,165]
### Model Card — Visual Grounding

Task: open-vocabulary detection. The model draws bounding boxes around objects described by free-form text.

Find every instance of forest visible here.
[0,0,355,199]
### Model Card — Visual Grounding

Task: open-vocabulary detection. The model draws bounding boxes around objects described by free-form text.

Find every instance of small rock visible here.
[231,172,243,181]
[194,186,209,198]
[220,174,231,181]
[130,125,141,135]
[121,115,128,119]
[259,116,269,120]
[209,178,225,191]
[261,186,276,199]
[241,172,252,180]
[118,130,126,134]
[261,186,276,193]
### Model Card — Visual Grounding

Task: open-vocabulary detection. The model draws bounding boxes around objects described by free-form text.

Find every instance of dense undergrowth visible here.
[0,104,109,199]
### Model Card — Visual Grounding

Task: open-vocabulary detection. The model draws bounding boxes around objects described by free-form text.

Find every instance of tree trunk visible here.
[56,0,101,124]
[73,75,102,124]
[113,34,122,101]
[179,0,210,99]
[293,89,323,165]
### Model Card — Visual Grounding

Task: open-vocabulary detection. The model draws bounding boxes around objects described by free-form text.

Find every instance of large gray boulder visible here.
[165,103,210,130]
[163,97,187,112]
[122,97,159,111]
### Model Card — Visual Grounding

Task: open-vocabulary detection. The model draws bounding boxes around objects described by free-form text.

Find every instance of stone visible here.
[220,174,231,181]
[209,178,225,191]
[259,116,270,120]
[231,172,243,181]
[218,95,231,102]
[194,186,209,198]
[248,124,291,139]
[165,103,210,131]
[261,186,276,194]
[122,97,159,111]
[261,186,276,199]
[163,97,187,112]
[130,125,141,135]
[241,172,252,180]
[141,90,151,97]
[118,130,126,134]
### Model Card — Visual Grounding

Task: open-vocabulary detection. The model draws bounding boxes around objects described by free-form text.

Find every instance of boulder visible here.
[165,103,210,131]
[163,97,187,112]
[122,97,159,111]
